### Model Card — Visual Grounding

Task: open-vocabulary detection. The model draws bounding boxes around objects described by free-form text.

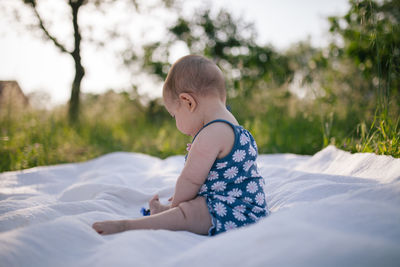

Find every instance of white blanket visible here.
[1,145,399,267]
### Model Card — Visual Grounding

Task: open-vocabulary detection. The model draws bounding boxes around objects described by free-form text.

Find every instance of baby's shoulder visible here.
[198,121,235,139]
[195,122,236,158]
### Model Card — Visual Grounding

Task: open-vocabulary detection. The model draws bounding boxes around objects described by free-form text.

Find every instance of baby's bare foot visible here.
[92,220,125,235]
[149,194,170,215]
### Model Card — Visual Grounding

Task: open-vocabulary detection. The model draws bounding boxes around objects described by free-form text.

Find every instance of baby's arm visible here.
[171,125,226,207]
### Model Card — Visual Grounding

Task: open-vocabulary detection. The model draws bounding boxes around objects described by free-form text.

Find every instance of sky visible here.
[0,0,349,107]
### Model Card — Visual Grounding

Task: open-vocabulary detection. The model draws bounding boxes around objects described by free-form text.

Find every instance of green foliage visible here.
[140,9,293,98]
[0,91,190,172]
[1,0,399,172]
[323,0,400,155]
[329,0,399,105]
[340,111,400,156]
[138,2,399,159]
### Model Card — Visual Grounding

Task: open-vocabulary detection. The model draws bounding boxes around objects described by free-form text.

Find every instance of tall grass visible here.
[338,0,400,158]
[1,85,398,173]
[0,91,189,172]
[353,114,399,155]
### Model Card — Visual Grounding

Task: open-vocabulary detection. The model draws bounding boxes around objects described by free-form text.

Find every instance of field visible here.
[1,0,399,172]
[1,86,398,172]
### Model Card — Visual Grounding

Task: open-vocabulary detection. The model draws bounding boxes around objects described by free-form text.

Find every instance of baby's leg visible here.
[92,196,212,235]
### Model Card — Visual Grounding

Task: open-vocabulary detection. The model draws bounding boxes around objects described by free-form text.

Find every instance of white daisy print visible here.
[233,209,246,221]
[243,160,254,172]
[246,181,259,193]
[207,171,219,181]
[253,140,258,150]
[248,145,257,156]
[225,195,235,204]
[211,181,227,192]
[252,206,264,213]
[216,162,228,169]
[215,195,226,201]
[224,166,238,179]
[234,176,247,184]
[240,133,250,145]
[232,149,246,162]
[199,184,208,194]
[251,169,259,177]
[243,197,253,204]
[224,221,237,230]
[255,192,265,205]
[249,212,258,221]
[216,220,222,231]
[234,205,246,213]
[228,188,242,197]
[214,202,227,217]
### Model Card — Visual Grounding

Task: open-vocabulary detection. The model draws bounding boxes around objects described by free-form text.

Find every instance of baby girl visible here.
[92,55,268,236]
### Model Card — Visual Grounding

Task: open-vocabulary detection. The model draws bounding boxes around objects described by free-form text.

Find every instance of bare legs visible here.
[92,196,212,235]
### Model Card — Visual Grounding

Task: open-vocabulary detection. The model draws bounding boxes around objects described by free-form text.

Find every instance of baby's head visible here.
[162,55,226,103]
[162,55,227,136]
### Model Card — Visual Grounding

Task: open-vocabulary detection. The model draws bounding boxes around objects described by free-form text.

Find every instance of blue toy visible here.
[140,207,151,216]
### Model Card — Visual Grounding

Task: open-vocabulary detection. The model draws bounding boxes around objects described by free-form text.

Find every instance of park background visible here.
[0,0,399,172]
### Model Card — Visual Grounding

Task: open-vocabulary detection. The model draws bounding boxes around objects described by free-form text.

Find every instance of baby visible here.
[92,55,269,236]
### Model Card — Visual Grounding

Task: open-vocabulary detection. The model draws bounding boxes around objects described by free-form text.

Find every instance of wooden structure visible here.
[0,81,29,112]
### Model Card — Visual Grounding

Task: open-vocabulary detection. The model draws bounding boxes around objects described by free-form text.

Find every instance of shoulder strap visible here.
[192,119,236,142]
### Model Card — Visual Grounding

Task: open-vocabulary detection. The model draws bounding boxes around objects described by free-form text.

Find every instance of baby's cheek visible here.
[177,123,189,135]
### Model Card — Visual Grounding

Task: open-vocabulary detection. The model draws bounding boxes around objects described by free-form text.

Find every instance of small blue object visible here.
[140,207,150,216]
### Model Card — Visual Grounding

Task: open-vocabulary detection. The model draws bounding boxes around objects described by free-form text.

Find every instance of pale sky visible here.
[0,0,349,106]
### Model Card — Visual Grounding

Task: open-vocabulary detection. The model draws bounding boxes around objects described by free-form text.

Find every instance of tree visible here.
[17,0,84,123]
[7,0,175,123]
[133,8,293,99]
[328,0,400,111]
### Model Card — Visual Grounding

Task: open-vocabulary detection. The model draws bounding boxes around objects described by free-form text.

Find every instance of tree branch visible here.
[69,0,84,57]
[26,1,70,54]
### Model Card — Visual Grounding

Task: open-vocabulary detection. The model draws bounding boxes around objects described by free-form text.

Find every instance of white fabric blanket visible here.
[1,145,399,267]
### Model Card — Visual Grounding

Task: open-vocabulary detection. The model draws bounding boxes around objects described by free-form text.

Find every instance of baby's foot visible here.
[92,220,125,235]
[149,194,170,215]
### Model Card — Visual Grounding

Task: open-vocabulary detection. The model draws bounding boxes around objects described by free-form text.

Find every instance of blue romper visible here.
[189,119,269,236]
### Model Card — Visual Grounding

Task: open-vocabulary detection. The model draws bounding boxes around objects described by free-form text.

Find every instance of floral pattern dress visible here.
[189,119,269,236]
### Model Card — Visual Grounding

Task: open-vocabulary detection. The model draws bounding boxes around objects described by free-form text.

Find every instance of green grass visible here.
[0,93,190,172]
[2,0,398,172]
[340,111,400,157]
[1,88,398,173]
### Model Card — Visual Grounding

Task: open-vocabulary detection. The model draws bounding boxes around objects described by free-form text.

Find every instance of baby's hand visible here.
[92,220,125,235]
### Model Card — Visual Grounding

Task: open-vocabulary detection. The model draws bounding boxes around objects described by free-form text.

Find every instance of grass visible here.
[0,92,190,172]
[1,87,398,173]
[2,0,398,173]
[342,111,400,156]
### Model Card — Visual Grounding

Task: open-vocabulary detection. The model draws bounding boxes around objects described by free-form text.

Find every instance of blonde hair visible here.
[163,55,226,100]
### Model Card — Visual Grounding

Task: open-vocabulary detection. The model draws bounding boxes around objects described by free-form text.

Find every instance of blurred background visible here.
[0,0,399,172]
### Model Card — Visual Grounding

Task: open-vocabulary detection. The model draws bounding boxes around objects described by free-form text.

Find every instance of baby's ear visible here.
[179,93,197,112]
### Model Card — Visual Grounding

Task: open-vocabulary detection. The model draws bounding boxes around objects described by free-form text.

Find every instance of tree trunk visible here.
[21,0,85,123]
[69,62,84,123]
[68,0,85,124]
